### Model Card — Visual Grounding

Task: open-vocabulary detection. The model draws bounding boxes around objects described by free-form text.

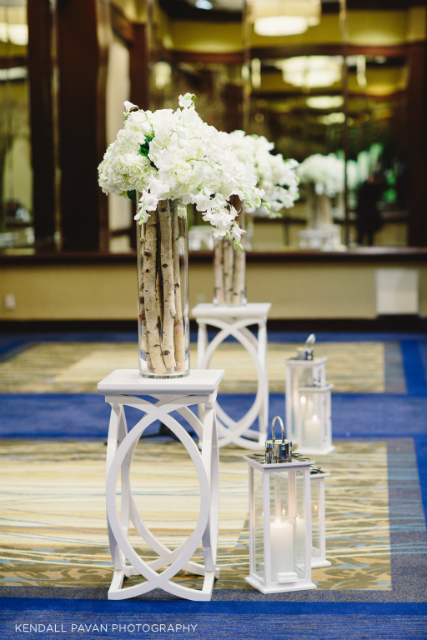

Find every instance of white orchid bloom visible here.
[123,101,138,115]
[178,93,195,109]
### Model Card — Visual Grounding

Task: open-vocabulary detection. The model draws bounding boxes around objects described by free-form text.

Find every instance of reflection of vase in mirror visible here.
[301,185,343,251]
[306,185,333,230]
[319,194,332,227]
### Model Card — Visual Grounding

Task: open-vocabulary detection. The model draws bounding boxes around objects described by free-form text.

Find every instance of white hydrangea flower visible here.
[229,131,299,217]
[297,153,344,197]
[98,96,264,242]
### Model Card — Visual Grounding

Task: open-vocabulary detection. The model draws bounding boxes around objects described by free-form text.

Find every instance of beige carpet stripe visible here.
[0,342,384,393]
[0,439,391,591]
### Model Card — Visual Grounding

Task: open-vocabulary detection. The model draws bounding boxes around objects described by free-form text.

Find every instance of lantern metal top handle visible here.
[271,416,285,443]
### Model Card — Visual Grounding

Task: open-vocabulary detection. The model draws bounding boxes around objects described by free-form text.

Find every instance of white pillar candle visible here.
[270,519,294,582]
[304,415,322,449]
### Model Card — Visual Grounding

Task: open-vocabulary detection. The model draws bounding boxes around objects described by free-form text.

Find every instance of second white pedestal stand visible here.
[98,369,224,602]
[192,303,271,450]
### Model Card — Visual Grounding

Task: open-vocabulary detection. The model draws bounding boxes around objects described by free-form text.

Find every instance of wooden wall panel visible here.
[129,22,150,111]
[57,0,109,251]
[27,0,56,246]
[407,41,427,247]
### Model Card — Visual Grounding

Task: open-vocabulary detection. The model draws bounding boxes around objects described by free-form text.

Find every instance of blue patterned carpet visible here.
[1,331,427,639]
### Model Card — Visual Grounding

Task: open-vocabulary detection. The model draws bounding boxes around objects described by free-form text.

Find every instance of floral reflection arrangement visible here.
[297,153,344,227]
[230,131,299,217]
[98,93,264,377]
[212,131,299,306]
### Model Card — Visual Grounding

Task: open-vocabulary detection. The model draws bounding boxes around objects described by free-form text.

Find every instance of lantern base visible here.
[245,575,317,594]
[296,444,335,455]
[311,558,331,568]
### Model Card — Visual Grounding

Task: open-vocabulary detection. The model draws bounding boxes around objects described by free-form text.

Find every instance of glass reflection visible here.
[0,0,33,250]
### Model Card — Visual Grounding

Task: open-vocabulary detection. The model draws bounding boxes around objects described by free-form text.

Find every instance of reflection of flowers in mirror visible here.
[297,154,344,197]
[229,130,300,215]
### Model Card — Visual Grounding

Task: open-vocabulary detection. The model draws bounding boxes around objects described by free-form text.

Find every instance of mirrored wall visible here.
[0,0,33,250]
[0,0,424,254]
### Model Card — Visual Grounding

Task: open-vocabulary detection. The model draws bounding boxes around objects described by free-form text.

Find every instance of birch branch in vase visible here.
[172,204,186,372]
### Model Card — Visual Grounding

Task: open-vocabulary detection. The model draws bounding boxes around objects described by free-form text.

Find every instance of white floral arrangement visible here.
[98,93,265,246]
[229,130,299,217]
[297,153,344,198]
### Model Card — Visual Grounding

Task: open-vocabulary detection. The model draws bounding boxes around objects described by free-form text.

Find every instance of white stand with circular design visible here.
[192,303,271,450]
[98,369,224,602]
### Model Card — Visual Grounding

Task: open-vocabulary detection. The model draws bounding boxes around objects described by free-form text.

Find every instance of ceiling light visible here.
[285,69,339,88]
[251,58,261,88]
[0,66,27,81]
[195,0,213,9]
[154,62,171,90]
[307,96,344,109]
[0,22,28,46]
[318,112,345,125]
[250,1,320,35]
[277,56,342,88]
[250,0,320,20]
[356,55,367,88]
[255,15,308,36]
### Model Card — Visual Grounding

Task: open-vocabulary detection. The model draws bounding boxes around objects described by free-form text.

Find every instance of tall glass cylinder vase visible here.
[137,200,190,377]
[213,203,246,306]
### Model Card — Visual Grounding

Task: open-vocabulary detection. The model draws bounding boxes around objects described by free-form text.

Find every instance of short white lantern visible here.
[244,419,317,594]
[310,467,330,568]
[296,383,334,455]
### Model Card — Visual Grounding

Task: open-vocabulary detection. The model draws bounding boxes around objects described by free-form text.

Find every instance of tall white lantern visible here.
[285,356,327,443]
[310,467,330,568]
[244,450,317,594]
[296,383,334,455]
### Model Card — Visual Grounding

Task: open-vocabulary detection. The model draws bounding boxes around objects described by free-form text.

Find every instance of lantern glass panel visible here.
[299,390,327,449]
[254,468,264,579]
[295,470,306,573]
[269,471,295,582]
[311,480,321,559]
[291,367,315,438]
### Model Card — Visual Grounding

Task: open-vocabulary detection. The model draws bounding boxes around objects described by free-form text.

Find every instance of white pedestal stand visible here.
[299,226,344,251]
[98,369,224,602]
[192,303,271,450]
[285,357,327,443]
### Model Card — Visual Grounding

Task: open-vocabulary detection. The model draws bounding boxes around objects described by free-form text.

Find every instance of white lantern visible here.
[285,355,327,443]
[296,383,334,455]
[310,467,330,568]
[244,418,317,594]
